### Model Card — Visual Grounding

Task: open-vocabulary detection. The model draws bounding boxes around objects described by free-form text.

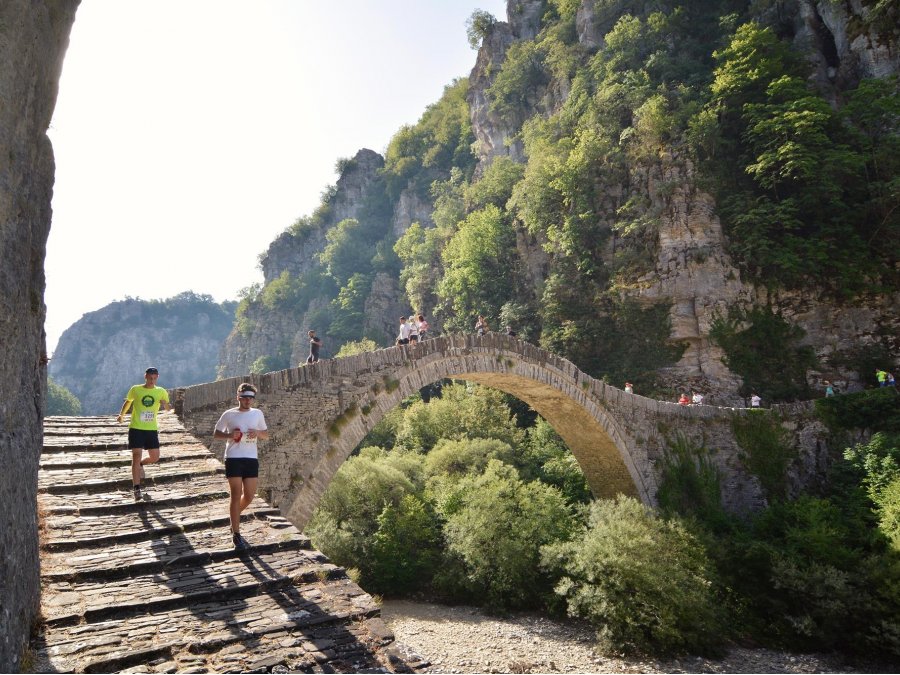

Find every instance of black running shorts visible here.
[225,458,259,478]
[128,428,160,450]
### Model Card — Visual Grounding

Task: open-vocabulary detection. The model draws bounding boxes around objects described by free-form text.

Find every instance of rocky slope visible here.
[214,0,898,400]
[49,293,236,415]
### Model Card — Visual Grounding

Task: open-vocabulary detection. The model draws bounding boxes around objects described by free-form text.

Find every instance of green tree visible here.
[370,494,443,595]
[465,10,496,49]
[543,496,725,656]
[320,219,374,287]
[437,205,519,330]
[46,377,82,416]
[440,460,577,609]
[335,338,379,358]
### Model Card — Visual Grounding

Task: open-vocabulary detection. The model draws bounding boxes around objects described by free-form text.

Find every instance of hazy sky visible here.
[46,0,507,354]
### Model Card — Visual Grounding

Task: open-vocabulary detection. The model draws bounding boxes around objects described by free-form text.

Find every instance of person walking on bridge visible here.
[116,366,173,502]
[214,383,269,550]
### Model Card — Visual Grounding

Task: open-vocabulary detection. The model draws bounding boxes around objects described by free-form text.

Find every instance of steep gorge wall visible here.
[0,1,79,670]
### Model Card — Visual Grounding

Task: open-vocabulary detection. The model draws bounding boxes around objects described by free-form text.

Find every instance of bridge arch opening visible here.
[244,336,653,528]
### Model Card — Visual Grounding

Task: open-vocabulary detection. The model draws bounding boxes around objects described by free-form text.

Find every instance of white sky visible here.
[46,0,507,354]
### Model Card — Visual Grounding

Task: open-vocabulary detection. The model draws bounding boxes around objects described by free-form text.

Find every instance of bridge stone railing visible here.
[174,334,829,529]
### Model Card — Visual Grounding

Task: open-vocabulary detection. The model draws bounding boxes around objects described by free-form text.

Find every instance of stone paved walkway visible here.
[32,415,411,673]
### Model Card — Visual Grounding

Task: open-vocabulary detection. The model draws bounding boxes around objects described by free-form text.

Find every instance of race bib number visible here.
[140,411,154,422]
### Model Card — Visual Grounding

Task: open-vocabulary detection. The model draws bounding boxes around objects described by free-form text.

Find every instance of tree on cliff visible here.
[46,377,82,416]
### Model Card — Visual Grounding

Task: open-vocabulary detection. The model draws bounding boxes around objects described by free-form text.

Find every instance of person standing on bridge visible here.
[306,329,322,364]
[116,366,174,502]
[213,383,269,551]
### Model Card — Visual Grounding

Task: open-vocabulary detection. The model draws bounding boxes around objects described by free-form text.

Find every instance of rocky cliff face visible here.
[260,149,385,285]
[0,1,79,669]
[50,295,236,415]
[217,0,897,400]
[460,0,899,401]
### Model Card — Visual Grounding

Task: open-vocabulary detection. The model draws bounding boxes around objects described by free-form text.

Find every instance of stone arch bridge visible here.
[174,334,822,528]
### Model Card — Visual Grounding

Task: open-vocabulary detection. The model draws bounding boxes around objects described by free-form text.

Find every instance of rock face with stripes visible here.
[34,415,412,673]
[175,334,829,530]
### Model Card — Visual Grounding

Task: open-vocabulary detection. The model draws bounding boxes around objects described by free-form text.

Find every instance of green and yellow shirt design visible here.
[126,385,169,431]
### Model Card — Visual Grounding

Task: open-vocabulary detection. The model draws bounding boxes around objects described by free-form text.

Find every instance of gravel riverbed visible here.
[381,600,881,674]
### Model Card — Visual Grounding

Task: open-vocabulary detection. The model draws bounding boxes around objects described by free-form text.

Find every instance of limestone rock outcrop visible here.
[0,1,79,669]
[49,295,236,415]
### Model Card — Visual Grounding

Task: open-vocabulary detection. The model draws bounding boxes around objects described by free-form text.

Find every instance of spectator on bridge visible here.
[475,315,489,336]
[624,382,633,394]
[396,316,411,345]
[692,391,704,405]
[678,392,690,405]
[408,314,420,344]
[306,330,322,364]
[750,392,761,408]
[214,383,269,551]
[116,366,174,502]
[505,325,517,337]
[417,314,429,340]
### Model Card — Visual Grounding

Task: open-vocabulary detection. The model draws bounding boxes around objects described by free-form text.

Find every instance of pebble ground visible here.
[381,599,878,674]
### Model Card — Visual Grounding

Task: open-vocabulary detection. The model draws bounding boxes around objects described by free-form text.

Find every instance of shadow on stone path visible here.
[32,415,410,673]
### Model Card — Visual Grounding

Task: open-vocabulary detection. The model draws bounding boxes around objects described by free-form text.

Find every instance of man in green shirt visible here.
[117,367,173,501]
[877,368,889,388]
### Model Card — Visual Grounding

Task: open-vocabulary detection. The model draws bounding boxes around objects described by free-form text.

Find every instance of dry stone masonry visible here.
[33,414,411,673]
[176,334,830,530]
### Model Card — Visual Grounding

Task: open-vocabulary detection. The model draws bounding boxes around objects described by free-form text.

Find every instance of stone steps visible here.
[39,447,212,468]
[41,524,312,583]
[38,455,224,494]
[43,498,281,551]
[34,416,407,674]
[39,473,229,514]
[42,546,344,626]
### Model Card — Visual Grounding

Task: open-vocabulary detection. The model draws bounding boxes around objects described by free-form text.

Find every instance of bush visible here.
[370,494,443,595]
[844,432,900,546]
[720,495,900,656]
[395,384,524,452]
[656,433,728,530]
[816,388,900,434]
[424,438,518,479]
[335,338,380,358]
[305,447,425,581]
[439,460,577,610]
[732,411,796,501]
[521,419,592,505]
[542,496,725,656]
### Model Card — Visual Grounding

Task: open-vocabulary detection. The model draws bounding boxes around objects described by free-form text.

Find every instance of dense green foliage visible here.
[306,373,900,659]
[543,496,725,656]
[815,387,900,433]
[656,433,728,529]
[307,384,585,609]
[659,397,900,658]
[732,410,796,500]
[45,377,82,416]
[703,24,899,291]
[710,306,816,402]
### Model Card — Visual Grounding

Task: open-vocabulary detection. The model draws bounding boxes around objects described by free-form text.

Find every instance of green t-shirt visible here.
[126,385,169,430]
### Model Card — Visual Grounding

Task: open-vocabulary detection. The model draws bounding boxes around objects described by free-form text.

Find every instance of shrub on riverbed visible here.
[542,496,726,656]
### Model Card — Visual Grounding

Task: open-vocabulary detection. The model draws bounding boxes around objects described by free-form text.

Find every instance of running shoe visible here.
[133,485,142,502]
[232,532,250,551]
